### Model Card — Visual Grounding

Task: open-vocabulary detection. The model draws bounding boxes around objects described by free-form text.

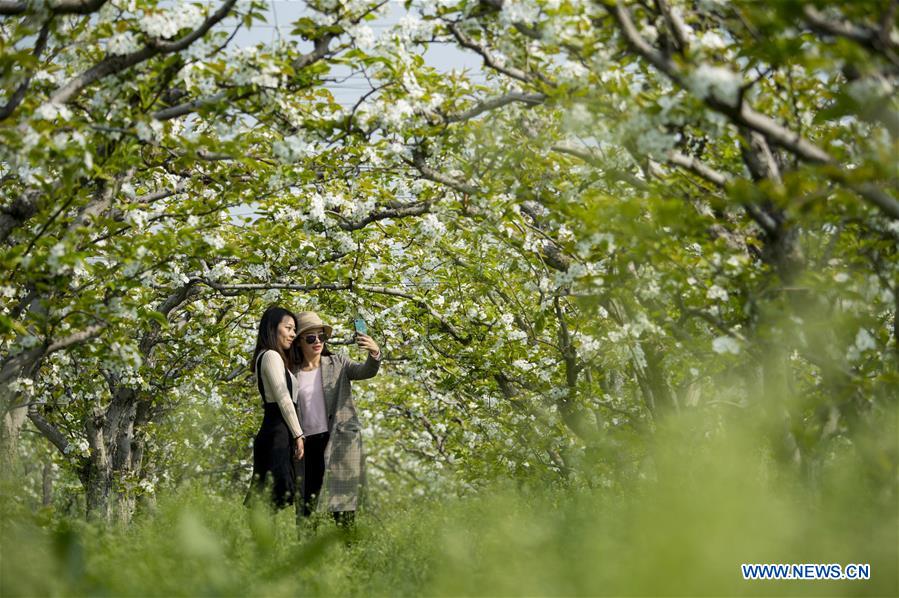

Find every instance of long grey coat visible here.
[296,352,380,512]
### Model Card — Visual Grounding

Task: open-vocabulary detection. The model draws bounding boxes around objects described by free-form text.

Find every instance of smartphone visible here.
[353,318,367,336]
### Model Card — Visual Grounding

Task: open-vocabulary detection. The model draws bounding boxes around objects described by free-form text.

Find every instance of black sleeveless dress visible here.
[246,352,297,508]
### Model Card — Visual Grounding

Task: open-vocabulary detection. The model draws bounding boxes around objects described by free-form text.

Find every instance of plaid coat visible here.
[297,352,380,512]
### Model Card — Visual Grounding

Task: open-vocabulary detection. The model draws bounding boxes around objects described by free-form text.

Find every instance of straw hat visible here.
[295,311,333,338]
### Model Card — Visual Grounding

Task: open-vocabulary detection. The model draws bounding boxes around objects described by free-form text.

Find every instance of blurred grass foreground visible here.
[2,398,896,597]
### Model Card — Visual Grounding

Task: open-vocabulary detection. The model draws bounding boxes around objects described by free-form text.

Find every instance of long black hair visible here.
[251,305,297,372]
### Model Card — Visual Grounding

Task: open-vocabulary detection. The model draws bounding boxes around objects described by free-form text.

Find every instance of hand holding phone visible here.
[352,318,380,358]
[353,318,367,336]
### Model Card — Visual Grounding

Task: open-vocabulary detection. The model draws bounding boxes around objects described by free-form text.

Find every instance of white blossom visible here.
[346,23,376,50]
[419,214,446,236]
[712,335,741,354]
[397,13,433,42]
[847,328,876,362]
[273,135,314,163]
[499,0,540,26]
[847,76,893,104]
[402,71,425,99]
[706,285,729,302]
[206,261,235,282]
[33,102,72,121]
[7,377,35,397]
[512,359,534,371]
[635,127,678,157]
[688,64,741,107]
[135,119,163,142]
[47,242,68,274]
[203,232,225,250]
[698,31,727,50]
[107,31,142,55]
[558,59,588,81]
[74,437,90,456]
[565,103,593,131]
[309,193,326,223]
[382,98,415,127]
[140,4,205,39]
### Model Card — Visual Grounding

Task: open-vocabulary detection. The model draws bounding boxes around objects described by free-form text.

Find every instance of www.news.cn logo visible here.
[742,563,870,580]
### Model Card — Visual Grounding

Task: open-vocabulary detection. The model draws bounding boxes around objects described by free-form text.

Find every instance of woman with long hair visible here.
[246,305,305,508]
[291,311,381,529]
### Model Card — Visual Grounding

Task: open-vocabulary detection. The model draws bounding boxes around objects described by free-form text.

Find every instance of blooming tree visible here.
[1,0,895,519]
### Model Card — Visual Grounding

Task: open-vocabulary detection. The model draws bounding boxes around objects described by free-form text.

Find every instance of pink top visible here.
[297,367,328,436]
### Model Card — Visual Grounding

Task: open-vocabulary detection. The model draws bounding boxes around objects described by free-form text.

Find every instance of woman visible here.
[292,311,381,528]
[246,305,306,509]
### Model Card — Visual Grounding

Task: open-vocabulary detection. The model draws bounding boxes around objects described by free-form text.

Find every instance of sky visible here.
[161,0,494,225]
[217,0,486,109]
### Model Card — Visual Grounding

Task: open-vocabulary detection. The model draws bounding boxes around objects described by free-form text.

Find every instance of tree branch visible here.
[447,21,538,85]
[551,144,649,190]
[409,151,480,196]
[444,92,546,123]
[665,150,731,187]
[357,283,471,344]
[50,46,158,105]
[0,191,41,243]
[138,282,202,355]
[68,170,133,235]
[184,275,471,344]
[518,200,572,272]
[607,2,832,164]
[149,0,238,53]
[47,325,104,353]
[606,2,899,220]
[0,0,105,16]
[49,0,237,105]
[336,200,433,231]
[849,183,899,220]
[802,4,899,66]
[136,182,188,204]
[0,18,52,121]
[151,29,335,122]
[189,278,353,296]
[28,409,71,456]
[152,92,228,121]
[656,0,690,53]
[739,129,782,183]
[293,32,337,71]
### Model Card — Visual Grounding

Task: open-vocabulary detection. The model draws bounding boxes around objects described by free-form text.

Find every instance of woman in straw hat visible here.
[292,310,381,529]
[246,305,305,509]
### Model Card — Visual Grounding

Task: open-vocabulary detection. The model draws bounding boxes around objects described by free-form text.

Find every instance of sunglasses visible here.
[301,332,327,345]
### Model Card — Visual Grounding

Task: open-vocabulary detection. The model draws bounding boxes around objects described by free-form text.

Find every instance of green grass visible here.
[2,409,896,597]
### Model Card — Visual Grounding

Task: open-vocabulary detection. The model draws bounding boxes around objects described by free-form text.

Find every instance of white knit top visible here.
[258,350,303,439]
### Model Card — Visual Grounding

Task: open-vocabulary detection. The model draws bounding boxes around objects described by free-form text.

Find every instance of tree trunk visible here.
[0,403,27,475]
[81,386,153,523]
[0,343,46,476]
[42,459,54,507]
[83,406,112,520]
[110,394,139,525]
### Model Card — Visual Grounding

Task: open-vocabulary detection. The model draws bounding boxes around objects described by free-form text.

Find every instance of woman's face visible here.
[276,316,297,351]
[299,326,325,361]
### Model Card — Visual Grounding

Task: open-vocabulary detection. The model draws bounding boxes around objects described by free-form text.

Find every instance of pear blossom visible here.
[140,4,204,39]
[688,64,741,106]
[712,336,741,354]
[107,31,143,55]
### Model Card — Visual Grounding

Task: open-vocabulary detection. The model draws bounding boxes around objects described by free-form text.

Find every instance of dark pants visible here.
[300,432,329,517]
[299,432,356,529]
